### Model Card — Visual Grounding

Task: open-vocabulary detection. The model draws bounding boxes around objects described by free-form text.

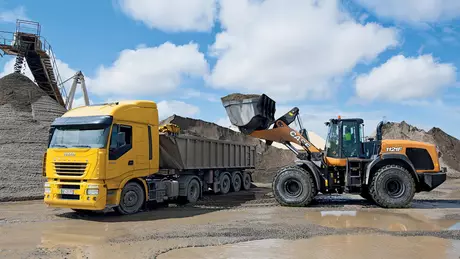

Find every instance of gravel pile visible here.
[0,72,66,201]
[221,93,261,102]
[382,121,460,178]
[160,115,297,182]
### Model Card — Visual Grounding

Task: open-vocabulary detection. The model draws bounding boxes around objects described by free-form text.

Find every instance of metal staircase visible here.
[0,20,67,107]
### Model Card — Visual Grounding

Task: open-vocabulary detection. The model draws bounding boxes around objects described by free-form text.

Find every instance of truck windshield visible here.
[49,126,110,149]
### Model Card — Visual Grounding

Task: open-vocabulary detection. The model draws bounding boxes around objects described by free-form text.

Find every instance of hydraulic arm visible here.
[221,94,321,159]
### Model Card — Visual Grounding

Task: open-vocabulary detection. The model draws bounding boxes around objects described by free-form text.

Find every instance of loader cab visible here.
[324,118,364,159]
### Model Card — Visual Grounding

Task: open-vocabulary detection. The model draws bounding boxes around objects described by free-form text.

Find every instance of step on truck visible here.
[221,93,447,208]
[43,101,256,215]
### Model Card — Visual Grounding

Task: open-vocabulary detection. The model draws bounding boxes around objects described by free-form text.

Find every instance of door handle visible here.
[128,160,134,165]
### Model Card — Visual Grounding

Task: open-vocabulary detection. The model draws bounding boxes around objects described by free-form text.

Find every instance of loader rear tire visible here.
[369,164,415,208]
[273,165,316,207]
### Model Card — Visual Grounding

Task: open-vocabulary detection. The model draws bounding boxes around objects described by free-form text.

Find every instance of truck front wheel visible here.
[115,182,145,215]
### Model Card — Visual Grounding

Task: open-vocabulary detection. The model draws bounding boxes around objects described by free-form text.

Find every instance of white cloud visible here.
[117,0,217,32]
[157,100,200,120]
[207,0,399,102]
[0,6,28,23]
[355,54,457,102]
[355,0,460,23]
[180,88,219,102]
[91,42,209,98]
[71,96,92,108]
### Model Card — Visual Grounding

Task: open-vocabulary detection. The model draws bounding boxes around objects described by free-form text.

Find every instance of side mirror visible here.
[117,132,126,147]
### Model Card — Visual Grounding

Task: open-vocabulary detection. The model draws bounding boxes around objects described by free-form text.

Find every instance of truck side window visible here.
[109,124,133,160]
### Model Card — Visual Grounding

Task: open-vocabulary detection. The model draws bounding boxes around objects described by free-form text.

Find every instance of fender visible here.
[295,160,323,190]
[364,153,419,185]
[115,176,149,205]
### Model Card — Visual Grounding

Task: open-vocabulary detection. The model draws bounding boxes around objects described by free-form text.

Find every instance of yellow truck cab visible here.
[43,101,255,215]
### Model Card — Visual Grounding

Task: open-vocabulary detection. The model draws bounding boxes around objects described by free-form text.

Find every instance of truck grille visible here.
[54,162,87,176]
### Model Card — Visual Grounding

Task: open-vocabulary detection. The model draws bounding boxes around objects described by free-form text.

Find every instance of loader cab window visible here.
[342,121,360,157]
[325,122,340,158]
[109,124,132,160]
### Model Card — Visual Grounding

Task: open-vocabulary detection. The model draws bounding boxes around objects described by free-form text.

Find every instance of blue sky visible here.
[0,0,459,139]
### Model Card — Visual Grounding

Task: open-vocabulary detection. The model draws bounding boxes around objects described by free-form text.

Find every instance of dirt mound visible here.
[382,121,460,178]
[0,72,66,201]
[221,93,261,102]
[161,115,297,182]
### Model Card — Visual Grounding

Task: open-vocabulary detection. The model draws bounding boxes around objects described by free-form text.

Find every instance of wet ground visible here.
[1,180,460,259]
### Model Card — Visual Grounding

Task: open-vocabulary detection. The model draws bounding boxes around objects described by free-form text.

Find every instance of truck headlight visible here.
[86,184,99,195]
[44,182,51,194]
[86,189,99,195]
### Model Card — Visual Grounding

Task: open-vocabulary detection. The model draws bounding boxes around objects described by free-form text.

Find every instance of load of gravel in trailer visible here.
[160,115,297,182]
[0,72,66,201]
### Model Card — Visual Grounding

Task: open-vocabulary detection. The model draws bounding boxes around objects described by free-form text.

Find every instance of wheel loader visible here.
[221,94,447,208]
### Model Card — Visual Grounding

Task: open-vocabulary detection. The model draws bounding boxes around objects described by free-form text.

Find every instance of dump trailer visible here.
[221,93,447,208]
[43,101,256,215]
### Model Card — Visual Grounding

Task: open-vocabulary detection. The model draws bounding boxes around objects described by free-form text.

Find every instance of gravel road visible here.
[1,180,460,259]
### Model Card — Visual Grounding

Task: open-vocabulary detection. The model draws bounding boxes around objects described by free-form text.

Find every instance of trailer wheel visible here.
[231,172,242,192]
[242,172,251,190]
[219,173,231,194]
[273,165,316,207]
[115,182,145,215]
[369,164,415,208]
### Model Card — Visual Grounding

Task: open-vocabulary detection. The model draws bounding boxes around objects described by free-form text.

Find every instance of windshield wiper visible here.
[52,144,68,148]
[72,144,92,148]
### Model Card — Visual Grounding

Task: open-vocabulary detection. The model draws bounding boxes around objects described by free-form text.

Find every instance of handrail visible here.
[38,36,67,102]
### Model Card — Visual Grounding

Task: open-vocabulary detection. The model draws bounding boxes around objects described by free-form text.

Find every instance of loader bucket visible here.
[221,93,276,134]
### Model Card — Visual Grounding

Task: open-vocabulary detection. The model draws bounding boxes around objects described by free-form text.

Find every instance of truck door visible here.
[107,124,135,180]
[133,124,150,173]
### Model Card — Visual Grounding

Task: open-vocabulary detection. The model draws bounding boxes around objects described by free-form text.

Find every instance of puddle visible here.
[159,235,460,259]
[304,210,459,231]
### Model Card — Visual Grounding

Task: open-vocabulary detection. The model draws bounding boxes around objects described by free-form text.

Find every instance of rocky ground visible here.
[1,179,460,259]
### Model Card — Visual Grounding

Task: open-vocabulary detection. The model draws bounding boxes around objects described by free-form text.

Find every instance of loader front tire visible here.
[273,166,316,207]
[369,164,415,208]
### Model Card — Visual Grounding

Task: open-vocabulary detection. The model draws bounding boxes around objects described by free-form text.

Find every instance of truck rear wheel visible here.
[273,165,316,207]
[231,172,242,192]
[186,179,200,203]
[115,182,145,215]
[369,164,416,208]
[242,172,251,190]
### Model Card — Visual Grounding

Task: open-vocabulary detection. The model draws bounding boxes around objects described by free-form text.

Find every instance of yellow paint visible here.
[380,139,440,173]
[43,100,160,211]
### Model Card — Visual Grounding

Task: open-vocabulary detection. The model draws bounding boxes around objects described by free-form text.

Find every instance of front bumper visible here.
[418,168,447,192]
[44,180,107,210]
